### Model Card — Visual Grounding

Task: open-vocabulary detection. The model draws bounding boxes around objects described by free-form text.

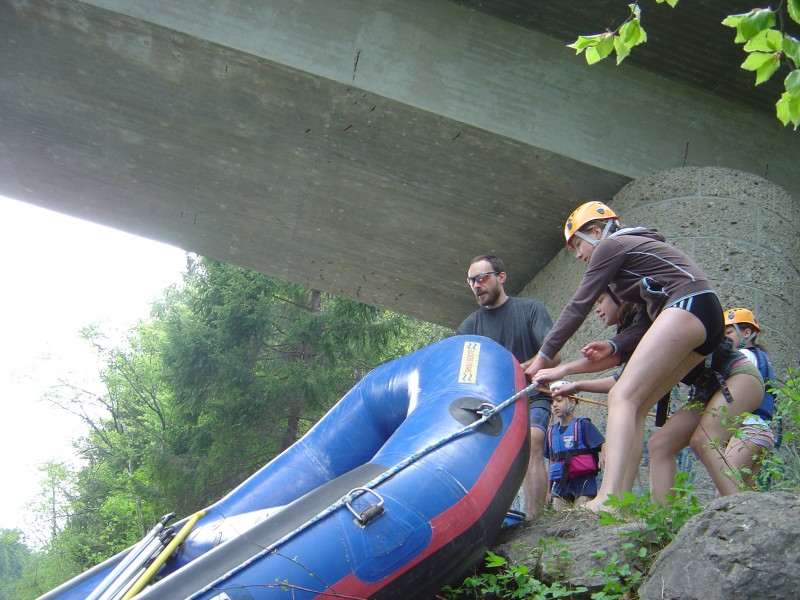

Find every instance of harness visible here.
[687,337,748,405]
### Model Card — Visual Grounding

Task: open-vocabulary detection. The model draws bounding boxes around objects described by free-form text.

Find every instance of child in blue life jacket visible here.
[719,307,777,490]
[545,381,605,510]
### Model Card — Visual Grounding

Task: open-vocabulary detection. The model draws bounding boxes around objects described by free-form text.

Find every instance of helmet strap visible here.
[733,324,757,347]
[575,218,619,247]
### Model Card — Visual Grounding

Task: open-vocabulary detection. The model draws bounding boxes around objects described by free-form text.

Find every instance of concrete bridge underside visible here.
[2,0,798,328]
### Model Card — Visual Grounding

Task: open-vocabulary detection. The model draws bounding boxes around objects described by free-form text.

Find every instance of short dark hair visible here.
[470,255,506,274]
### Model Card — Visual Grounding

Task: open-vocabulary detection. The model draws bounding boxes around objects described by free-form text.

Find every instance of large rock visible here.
[638,492,800,600]
[488,492,800,600]
[492,508,650,595]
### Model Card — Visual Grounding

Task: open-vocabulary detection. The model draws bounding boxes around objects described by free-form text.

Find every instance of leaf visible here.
[743,29,784,52]
[585,34,614,64]
[784,35,800,66]
[722,13,747,43]
[568,34,604,54]
[614,35,631,64]
[786,69,800,95]
[776,92,800,128]
[789,0,800,26]
[721,14,745,28]
[620,19,647,47]
[739,9,776,41]
[741,51,775,71]
[756,55,781,84]
[596,33,615,57]
[484,550,507,568]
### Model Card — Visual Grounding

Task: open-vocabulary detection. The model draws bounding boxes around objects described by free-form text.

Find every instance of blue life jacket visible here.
[547,418,597,483]
[750,347,776,421]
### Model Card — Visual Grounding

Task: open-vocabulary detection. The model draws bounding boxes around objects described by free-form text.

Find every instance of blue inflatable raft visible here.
[40,335,531,600]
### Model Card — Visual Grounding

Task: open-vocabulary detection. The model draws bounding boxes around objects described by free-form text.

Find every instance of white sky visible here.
[0,195,187,534]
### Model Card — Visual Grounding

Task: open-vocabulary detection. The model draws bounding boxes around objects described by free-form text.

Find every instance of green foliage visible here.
[757,371,800,492]
[441,477,701,600]
[586,549,644,600]
[570,1,800,128]
[567,2,669,66]
[0,529,32,599]
[25,255,450,595]
[596,473,702,549]
[583,474,701,599]
[441,550,587,599]
[722,8,800,128]
[774,370,800,441]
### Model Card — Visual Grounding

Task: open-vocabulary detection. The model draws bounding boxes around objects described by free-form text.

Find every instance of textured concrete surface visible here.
[2,1,798,329]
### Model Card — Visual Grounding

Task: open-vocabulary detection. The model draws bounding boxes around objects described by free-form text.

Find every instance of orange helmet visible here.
[564,201,619,247]
[724,307,761,332]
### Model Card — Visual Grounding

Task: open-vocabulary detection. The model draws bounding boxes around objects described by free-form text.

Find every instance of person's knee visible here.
[689,431,713,456]
[607,386,640,411]
[647,428,677,459]
[528,443,545,463]
[529,427,546,454]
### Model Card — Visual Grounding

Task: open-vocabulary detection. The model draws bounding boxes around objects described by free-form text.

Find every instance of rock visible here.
[492,508,649,596]
[486,492,800,600]
[638,491,800,600]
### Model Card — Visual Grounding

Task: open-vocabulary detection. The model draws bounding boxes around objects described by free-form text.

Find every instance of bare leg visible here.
[648,407,700,503]
[722,435,766,489]
[622,396,665,492]
[690,373,763,496]
[585,308,706,512]
[524,426,548,518]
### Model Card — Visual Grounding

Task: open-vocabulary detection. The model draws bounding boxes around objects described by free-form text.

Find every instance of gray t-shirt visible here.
[458,296,554,407]
[457,296,553,363]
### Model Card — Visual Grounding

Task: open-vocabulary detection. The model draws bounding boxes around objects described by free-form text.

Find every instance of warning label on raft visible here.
[458,341,480,383]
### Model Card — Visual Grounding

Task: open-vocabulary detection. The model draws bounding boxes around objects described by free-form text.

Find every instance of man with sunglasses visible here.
[458,254,558,518]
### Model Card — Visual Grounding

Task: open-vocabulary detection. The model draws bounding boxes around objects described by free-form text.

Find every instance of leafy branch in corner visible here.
[567,1,800,129]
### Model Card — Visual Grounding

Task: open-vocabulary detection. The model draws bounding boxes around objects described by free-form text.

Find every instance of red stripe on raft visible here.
[322,371,530,598]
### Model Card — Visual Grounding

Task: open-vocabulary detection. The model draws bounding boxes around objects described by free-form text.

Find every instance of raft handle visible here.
[344,487,385,527]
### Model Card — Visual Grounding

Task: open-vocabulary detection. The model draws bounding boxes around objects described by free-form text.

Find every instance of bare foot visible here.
[584,497,607,513]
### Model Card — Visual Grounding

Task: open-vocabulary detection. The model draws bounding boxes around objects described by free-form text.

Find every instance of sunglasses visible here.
[467,271,498,286]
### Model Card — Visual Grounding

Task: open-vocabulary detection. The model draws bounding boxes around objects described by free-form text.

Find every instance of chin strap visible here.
[733,324,757,348]
[574,218,619,247]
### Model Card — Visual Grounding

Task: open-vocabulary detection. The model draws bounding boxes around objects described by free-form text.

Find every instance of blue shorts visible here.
[529,406,551,434]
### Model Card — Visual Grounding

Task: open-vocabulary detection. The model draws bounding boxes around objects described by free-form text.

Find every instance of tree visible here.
[153,257,428,512]
[29,255,451,593]
[568,0,800,129]
[0,529,31,600]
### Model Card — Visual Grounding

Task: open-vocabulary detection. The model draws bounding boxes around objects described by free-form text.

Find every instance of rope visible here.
[187,381,538,599]
[532,386,658,419]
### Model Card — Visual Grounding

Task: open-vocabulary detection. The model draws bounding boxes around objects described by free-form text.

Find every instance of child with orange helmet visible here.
[526,201,763,511]
[719,307,777,489]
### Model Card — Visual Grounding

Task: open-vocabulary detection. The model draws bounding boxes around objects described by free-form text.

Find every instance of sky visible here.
[0,195,187,536]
